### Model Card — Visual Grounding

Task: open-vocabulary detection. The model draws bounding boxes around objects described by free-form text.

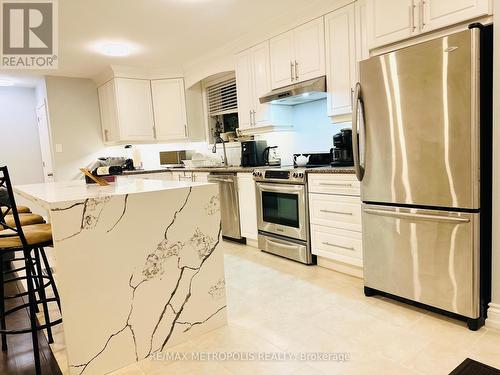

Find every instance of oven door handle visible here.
[257,184,303,193]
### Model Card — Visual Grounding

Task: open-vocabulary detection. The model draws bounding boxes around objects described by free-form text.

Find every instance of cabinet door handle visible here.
[409,4,416,32]
[104,129,109,142]
[184,124,188,137]
[320,209,353,216]
[252,110,256,126]
[290,61,295,81]
[295,60,299,80]
[420,1,425,30]
[322,242,355,251]
[153,126,157,139]
[319,182,353,187]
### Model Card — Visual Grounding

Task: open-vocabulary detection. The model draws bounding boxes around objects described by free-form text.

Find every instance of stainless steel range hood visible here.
[259,76,327,106]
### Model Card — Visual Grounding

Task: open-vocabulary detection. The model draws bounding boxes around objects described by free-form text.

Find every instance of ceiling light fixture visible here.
[0,79,14,87]
[99,43,132,57]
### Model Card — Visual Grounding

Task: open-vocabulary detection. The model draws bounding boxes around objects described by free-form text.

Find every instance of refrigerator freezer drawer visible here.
[362,204,480,318]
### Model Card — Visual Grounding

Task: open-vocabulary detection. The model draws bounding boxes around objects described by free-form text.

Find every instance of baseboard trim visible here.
[317,257,363,279]
[246,238,258,248]
[486,303,500,330]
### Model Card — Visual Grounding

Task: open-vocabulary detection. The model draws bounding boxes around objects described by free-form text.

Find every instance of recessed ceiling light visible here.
[99,43,132,57]
[0,79,14,87]
[302,93,310,97]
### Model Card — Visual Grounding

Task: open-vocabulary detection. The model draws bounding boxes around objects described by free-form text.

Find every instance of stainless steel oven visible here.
[256,182,307,241]
[253,167,314,264]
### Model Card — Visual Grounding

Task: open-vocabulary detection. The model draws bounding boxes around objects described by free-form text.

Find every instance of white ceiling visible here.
[9,0,321,79]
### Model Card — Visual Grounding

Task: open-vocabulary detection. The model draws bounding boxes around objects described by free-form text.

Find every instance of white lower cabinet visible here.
[237,173,258,241]
[311,225,362,267]
[308,174,363,276]
[309,193,362,232]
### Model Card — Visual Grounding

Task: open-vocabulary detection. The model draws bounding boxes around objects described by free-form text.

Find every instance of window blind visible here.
[207,77,238,116]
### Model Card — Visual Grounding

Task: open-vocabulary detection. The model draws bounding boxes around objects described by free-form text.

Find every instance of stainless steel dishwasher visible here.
[207,172,242,241]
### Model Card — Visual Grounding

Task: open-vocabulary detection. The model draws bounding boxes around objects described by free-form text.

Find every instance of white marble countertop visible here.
[14,179,211,209]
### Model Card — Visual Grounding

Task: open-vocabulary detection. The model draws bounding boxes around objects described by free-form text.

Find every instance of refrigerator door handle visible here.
[363,208,471,224]
[352,82,365,181]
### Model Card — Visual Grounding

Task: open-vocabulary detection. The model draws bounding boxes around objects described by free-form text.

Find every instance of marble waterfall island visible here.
[14,179,227,375]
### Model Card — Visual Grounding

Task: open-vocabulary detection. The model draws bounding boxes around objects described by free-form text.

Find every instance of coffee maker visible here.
[241,140,268,167]
[331,129,354,167]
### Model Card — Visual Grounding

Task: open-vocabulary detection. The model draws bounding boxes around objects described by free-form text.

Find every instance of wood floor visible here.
[0,264,62,375]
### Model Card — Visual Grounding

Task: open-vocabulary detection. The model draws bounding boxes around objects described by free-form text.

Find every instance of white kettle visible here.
[294,154,310,167]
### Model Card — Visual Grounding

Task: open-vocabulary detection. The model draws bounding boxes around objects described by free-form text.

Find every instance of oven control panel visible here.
[253,168,307,184]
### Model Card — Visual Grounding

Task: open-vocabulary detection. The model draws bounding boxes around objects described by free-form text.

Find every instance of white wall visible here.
[0,87,44,184]
[45,76,105,181]
[257,99,349,165]
[0,87,47,215]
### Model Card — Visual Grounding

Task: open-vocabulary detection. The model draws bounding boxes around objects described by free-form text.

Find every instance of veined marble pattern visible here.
[47,184,227,375]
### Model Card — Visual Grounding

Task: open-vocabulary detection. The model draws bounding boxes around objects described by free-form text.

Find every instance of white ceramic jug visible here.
[294,154,310,167]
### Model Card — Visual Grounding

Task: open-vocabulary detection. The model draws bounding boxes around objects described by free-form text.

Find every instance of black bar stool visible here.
[0,166,61,375]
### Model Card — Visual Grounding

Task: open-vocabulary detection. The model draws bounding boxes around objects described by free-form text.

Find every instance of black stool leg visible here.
[27,255,40,314]
[39,247,60,312]
[0,253,7,351]
[34,248,53,344]
[24,248,41,374]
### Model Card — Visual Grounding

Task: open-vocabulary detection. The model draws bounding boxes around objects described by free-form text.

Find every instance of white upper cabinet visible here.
[114,78,155,141]
[270,32,295,89]
[151,79,188,141]
[98,77,194,144]
[270,18,325,89]
[235,49,254,130]
[293,18,326,83]
[367,0,492,49]
[236,41,291,132]
[355,0,370,66]
[421,0,491,33]
[367,0,417,49]
[251,42,272,127]
[98,79,120,144]
[325,4,357,118]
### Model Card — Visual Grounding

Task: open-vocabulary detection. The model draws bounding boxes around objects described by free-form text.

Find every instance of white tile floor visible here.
[45,241,500,375]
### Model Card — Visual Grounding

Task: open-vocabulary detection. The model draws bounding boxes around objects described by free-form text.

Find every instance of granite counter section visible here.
[305,166,356,174]
[124,166,355,176]
[123,166,257,175]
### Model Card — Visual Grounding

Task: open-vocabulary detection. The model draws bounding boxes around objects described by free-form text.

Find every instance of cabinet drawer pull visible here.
[322,242,355,251]
[318,182,353,187]
[320,209,353,215]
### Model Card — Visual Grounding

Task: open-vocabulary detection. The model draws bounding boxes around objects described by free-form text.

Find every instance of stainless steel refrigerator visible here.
[352,25,492,330]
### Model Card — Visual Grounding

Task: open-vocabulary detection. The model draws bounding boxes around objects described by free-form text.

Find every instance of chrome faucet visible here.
[212,136,228,167]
